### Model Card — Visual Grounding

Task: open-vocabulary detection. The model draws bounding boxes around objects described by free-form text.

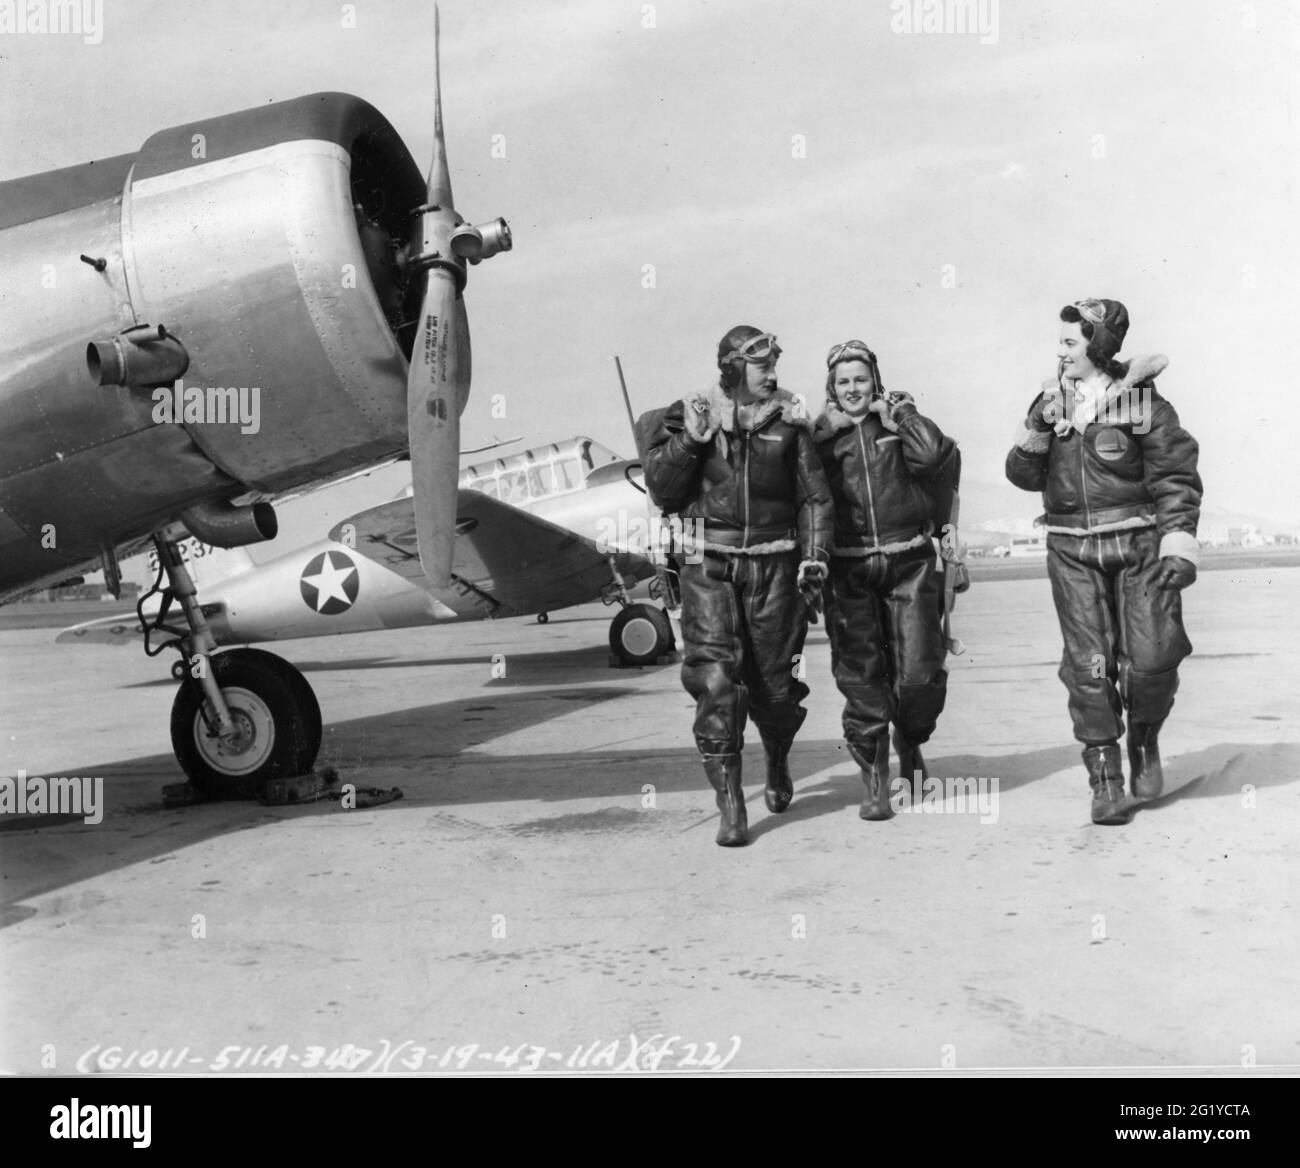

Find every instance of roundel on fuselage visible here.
[299,550,360,616]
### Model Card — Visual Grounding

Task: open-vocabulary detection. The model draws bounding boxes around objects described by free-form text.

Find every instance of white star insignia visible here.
[302,554,357,612]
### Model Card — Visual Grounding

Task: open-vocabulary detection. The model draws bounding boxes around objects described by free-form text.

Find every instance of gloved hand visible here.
[1027,388,1064,433]
[683,394,719,444]
[868,390,916,433]
[797,559,828,621]
[1154,556,1197,590]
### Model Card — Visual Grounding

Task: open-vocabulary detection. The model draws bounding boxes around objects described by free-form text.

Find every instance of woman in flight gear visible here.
[1005,298,1201,825]
[638,325,833,847]
[814,341,957,821]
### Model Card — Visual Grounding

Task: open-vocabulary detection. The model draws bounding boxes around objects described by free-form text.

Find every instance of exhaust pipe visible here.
[450,218,513,264]
[87,324,189,389]
[180,500,278,549]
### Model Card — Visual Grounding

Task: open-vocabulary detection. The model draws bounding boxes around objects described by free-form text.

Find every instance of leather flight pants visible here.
[825,544,948,753]
[1046,527,1192,745]
[680,550,810,755]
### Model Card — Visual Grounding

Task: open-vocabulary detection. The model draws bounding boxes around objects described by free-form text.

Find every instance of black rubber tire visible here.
[170,648,322,799]
[609,604,674,666]
[536,612,549,624]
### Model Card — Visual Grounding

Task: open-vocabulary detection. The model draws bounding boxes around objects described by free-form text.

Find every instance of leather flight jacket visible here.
[813,399,951,553]
[639,385,833,560]
[1005,357,1202,552]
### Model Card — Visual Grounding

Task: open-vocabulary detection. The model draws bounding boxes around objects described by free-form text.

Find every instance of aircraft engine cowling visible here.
[0,92,428,595]
[119,92,427,491]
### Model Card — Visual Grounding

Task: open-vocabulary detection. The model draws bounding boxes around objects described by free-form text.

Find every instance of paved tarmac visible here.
[1,564,1297,1075]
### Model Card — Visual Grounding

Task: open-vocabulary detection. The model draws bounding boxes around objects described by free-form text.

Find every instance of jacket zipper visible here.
[857,423,879,547]
[741,427,750,546]
[1079,429,1092,527]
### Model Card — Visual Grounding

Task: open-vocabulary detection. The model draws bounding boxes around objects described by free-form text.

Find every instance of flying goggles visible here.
[721,333,782,365]
[1071,299,1106,325]
[825,340,877,367]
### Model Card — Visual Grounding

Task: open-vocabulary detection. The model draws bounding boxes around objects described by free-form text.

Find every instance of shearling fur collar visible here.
[1043,353,1169,396]
[683,382,815,434]
[813,398,869,441]
[1045,353,1169,434]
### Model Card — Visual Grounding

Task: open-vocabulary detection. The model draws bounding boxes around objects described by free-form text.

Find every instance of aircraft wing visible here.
[330,490,643,619]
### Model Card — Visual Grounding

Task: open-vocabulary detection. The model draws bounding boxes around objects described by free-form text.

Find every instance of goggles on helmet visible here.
[1072,299,1106,325]
[825,340,876,368]
[721,332,782,365]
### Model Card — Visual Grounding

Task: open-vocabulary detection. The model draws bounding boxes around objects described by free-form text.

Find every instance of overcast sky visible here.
[3,0,1296,529]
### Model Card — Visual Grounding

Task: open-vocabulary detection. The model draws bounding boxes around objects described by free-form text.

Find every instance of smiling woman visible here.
[1006,297,1202,825]
[814,338,960,820]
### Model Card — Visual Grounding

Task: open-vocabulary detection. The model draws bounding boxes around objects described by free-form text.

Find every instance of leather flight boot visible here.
[1127,722,1164,801]
[702,754,748,847]
[1083,743,1131,826]
[758,731,795,814]
[892,727,930,793]
[850,733,894,821]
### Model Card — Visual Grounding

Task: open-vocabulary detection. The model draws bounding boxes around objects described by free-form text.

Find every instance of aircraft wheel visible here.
[171,648,322,799]
[170,659,186,681]
[536,612,549,624]
[609,604,674,666]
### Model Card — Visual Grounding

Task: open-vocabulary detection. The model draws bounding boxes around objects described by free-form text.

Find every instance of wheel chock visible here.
[161,781,209,808]
[261,768,342,805]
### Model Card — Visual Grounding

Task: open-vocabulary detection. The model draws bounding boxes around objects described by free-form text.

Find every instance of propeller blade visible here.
[427,3,453,209]
[406,1,471,588]
[407,273,469,588]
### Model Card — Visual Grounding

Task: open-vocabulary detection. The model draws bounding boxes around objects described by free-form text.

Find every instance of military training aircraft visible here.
[56,434,681,672]
[0,9,521,797]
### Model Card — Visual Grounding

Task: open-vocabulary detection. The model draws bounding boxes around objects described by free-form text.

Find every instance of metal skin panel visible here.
[123,138,409,491]
[0,153,136,232]
[0,196,236,595]
[206,537,453,644]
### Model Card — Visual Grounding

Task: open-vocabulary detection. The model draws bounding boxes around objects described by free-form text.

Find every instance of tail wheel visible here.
[170,648,322,799]
[609,603,674,666]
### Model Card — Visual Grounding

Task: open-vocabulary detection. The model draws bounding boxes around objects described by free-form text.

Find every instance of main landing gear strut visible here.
[139,530,322,798]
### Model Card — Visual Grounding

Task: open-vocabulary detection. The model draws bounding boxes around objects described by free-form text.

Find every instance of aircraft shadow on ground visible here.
[0,684,643,912]
[2,717,1290,916]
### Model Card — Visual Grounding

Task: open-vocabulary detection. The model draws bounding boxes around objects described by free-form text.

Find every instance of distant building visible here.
[1008,535,1047,558]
